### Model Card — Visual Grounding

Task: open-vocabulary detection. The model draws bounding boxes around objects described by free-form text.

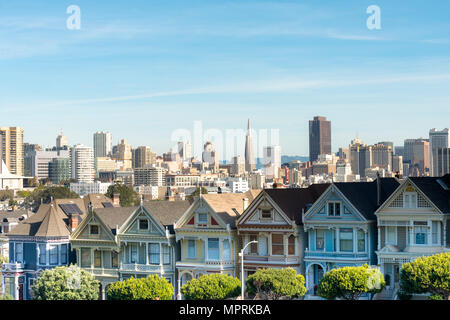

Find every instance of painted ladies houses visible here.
[0,196,114,300]
[236,184,329,283]
[70,200,190,299]
[1,204,73,300]
[302,178,399,296]
[175,191,260,286]
[375,174,450,298]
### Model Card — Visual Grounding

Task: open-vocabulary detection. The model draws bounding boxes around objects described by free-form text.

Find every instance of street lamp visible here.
[239,240,257,300]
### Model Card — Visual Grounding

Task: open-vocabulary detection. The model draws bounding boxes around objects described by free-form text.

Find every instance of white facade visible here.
[70,144,94,183]
[225,177,249,193]
[70,181,112,196]
[134,166,165,186]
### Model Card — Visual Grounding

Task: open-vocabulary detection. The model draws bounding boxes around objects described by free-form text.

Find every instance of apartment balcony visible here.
[205,259,234,266]
[304,250,369,261]
[1,262,24,273]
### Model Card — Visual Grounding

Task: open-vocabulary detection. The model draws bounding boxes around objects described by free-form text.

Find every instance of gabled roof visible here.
[409,175,450,213]
[94,207,136,233]
[334,178,400,220]
[8,204,70,237]
[201,190,261,227]
[264,184,330,224]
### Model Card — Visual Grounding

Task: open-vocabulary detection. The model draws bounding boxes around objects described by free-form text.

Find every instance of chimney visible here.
[243,198,249,212]
[112,193,120,206]
[69,214,80,232]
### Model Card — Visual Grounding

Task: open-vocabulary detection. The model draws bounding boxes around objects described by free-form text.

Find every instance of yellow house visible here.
[175,191,260,286]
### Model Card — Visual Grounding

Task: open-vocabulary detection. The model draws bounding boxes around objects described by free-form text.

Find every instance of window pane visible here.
[162,244,170,265]
[223,240,231,260]
[358,230,365,252]
[432,221,439,244]
[272,234,284,255]
[130,244,138,263]
[149,243,160,264]
[328,203,334,215]
[15,243,23,263]
[208,238,219,260]
[335,203,341,216]
[288,235,295,255]
[112,251,118,267]
[49,245,58,265]
[94,250,101,267]
[198,214,207,223]
[139,219,148,230]
[249,235,258,254]
[61,244,68,264]
[316,230,325,250]
[81,248,91,267]
[340,229,353,252]
[187,240,196,258]
[39,244,46,265]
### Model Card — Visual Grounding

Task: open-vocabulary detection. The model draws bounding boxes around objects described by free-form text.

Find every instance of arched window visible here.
[288,235,295,255]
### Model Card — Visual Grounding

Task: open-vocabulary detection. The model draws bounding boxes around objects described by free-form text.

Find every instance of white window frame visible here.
[328,202,341,217]
[197,213,208,227]
[49,244,59,265]
[60,244,68,265]
[187,240,196,259]
[260,209,273,220]
[207,238,220,261]
[385,226,397,245]
[38,243,47,266]
[403,192,417,209]
[15,242,23,263]
[315,229,325,251]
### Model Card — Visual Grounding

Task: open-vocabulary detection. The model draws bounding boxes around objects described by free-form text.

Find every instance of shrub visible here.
[181,273,241,300]
[107,275,174,300]
[246,268,306,300]
[318,264,385,300]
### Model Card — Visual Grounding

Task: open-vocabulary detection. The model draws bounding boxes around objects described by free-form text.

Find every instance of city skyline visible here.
[1,1,450,155]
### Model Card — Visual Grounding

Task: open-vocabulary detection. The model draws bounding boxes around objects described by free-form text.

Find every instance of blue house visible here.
[302,178,399,297]
[1,203,74,300]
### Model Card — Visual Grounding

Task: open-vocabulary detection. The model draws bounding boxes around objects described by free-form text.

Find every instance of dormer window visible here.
[328,202,341,216]
[261,209,272,219]
[90,225,99,235]
[139,219,149,230]
[403,192,417,209]
[197,213,208,227]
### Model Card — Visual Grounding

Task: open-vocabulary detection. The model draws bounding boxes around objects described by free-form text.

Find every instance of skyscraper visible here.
[309,116,331,163]
[429,128,449,176]
[56,130,68,150]
[244,119,255,173]
[70,144,94,183]
[93,131,112,158]
[0,126,24,176]
[112,139,132,170]
[132,146,156,168]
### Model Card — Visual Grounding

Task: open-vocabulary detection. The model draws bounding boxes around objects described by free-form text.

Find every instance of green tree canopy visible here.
[400,252,450,300]
[181,273,241,300]
[32,265,100,300]
[107,275,174,300]
[318,264,385,300]
[105,183,140,207]
[187,187,208,202]
[246,267,306,300]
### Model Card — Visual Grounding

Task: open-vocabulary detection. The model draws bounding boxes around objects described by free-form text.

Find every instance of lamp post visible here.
[239,240,257,300]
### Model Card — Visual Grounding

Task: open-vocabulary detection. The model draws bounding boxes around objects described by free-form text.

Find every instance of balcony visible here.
[84,267,119,278]
[243,255,299,265]
[304,250,369,260]
[205,260,234,266]
[1,262,24,272]
[120,263,163,273]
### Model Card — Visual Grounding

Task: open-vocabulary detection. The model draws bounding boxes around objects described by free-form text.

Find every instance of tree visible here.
[0,190,13,201]
[107,275,174,300]
[317,264,385,300]
[181,274,241,300]
[187,187,208,202]
[246,268,306,300]
[32,265,100,300]
[400,252,450,300]
[105,183,140,207]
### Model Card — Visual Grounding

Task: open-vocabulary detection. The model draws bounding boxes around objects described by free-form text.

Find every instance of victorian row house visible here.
[70,200,190,299]
[375,175,450,299]
[302,178,399,297]
[174,191,260,287]
[1,195,115,300]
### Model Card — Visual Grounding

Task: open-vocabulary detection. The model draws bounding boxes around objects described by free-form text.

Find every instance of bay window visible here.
[162,244,170,265]
[149,243,160,265]
[49,245,58,265]
[38,244,46,265]
[130,243,138,263]
[223,240,231,260]
[315,230,325,250]
[61,244,68,264]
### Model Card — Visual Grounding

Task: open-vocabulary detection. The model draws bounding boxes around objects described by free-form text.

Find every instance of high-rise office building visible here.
[349,138,372,177]
[24,150,70,180]
[70,144,94,183]
[429,128,449,176]
[309,116,331,163]
[436,148,450,176]
[112,139,132,170]
[372,143,393,171]
[56,131,68,150]
[134,165,165,186]
[49,158,71,185]
[93,131,112,158]
[244,119,255,173]
[0,127,24,176]
[178,141,193,161]
[263,145,282,179]
[132,146,156,169]
[231,155,245,176]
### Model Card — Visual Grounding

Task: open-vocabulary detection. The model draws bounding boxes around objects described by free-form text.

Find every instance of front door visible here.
[18,283,24,300]
[394,264,400,284]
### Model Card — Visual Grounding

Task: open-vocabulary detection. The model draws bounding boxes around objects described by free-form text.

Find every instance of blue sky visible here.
[1,0,449,159]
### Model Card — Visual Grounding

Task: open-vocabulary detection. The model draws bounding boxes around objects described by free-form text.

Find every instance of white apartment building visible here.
[70,144,95,183]
[70,181,112,197]
[225,177,249,193]
[134,166,165,186]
